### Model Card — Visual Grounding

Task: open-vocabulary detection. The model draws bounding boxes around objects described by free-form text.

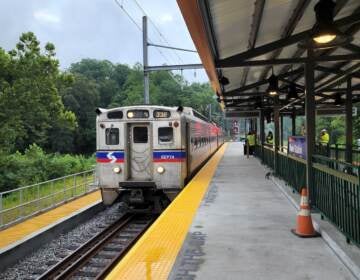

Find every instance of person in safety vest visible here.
[246,131,256,155]
[266,131,273,145]
[319,129,330,145]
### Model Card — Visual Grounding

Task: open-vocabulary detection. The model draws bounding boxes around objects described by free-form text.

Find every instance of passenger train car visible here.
[95,105,223,212]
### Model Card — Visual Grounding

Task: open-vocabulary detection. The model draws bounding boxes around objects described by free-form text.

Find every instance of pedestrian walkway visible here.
[170,142,355,279]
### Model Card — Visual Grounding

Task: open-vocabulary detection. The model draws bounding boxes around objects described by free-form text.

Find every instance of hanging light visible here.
[287,83,298,100]
[299,0,352,49]
[334,93,343,106]
[219,76,230,86]
[267,68,278,96]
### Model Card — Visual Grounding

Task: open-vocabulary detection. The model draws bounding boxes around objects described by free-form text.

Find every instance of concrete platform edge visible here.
[0,200,104,272]
[265,166,360,280]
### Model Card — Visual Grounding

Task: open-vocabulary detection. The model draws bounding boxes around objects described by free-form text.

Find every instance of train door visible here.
[127,123,152,181]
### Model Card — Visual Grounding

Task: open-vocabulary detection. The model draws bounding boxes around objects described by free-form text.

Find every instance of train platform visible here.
[0,190,101,251]
[106,142,359,280]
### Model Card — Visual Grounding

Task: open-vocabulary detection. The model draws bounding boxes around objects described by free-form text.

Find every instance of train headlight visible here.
[157,166,165,174]
[113,166,121,174]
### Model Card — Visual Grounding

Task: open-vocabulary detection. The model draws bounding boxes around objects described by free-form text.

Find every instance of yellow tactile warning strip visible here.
[0,190,101,249]
[106,144,227,280]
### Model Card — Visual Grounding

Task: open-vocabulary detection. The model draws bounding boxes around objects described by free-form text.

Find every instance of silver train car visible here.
[95,105,223,212]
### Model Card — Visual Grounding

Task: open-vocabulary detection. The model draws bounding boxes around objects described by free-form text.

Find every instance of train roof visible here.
[95,105,211,123]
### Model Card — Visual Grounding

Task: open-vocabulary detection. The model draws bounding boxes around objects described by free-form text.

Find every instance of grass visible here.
[0,171,96,227]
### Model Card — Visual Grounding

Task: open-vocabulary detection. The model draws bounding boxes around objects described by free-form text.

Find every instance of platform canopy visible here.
[177,0,360,117]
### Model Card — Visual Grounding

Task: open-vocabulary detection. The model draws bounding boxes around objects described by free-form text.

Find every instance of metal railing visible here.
[315,143,360,167]
[277,152,306,194]
[256,144,360,247]
[0,169,98,229]
[313,155,360,245]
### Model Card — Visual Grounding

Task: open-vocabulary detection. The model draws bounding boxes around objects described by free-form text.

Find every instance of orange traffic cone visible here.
[291,188,320,238]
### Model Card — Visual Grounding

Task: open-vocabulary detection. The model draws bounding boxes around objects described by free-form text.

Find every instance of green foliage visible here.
[0,32,77,153]
[0,144,94,192]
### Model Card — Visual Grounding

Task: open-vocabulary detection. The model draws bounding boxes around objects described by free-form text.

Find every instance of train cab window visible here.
[158,127,173,143]
[133,127,148,143]
[105,128,119,145]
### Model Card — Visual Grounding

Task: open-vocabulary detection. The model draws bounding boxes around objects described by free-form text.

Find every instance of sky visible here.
[0,0,208,83]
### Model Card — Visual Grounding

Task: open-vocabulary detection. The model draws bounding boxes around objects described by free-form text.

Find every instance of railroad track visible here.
[38,213,156,280]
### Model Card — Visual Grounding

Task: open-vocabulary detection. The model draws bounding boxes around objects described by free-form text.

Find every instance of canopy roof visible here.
[177,0,360,117]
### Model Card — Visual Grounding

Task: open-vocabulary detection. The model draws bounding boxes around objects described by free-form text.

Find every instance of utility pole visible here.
[143,16,149,104]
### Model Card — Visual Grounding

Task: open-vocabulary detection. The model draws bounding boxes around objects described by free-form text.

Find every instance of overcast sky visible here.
[0,0,207,83]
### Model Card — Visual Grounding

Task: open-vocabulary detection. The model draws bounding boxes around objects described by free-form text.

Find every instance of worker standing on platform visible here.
[319,129,330,145]
[266,131,273,145]
[319,128,330,156]
[246,131,256,155]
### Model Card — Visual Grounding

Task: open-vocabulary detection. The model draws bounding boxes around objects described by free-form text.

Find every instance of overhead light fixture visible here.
[219,76,230,86]
[287,83,298,100]
[334,93,343,106]
[267,68,278,96]
[299,0,352,49]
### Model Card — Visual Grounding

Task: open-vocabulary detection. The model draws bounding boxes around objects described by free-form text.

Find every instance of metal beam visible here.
[226,67,304,94]
[147,43,197,53]
[345,77,353,164]
[145,64,203,72]
[258,0,311,82]
[278,4,360,79]
[305,49,315,202]
[241,0,266,87]
[341,43,360,54]
[217,53,360,68]
[217,12,360,67]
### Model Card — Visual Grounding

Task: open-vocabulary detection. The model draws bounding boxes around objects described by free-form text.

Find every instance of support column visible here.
[292,109,296,136]
[305,49,316,203]
[345,76,353,164]
[280,115,284,152]
[143,16,150,104]
[274,106,280,173]
[260,110,265,162]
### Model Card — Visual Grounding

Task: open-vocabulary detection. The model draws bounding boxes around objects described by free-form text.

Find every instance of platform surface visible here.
[0,190,101,250]
[170,142,355,280]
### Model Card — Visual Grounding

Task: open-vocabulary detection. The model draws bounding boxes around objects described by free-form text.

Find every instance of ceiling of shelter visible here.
[180,0,360,115]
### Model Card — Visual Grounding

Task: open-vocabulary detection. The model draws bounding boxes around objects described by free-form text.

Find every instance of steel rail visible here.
[38,213,156,280]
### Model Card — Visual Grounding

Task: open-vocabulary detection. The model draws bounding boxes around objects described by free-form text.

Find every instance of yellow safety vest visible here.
[247,134,255,146]
[266,135,273,144]
[320,132,329,145]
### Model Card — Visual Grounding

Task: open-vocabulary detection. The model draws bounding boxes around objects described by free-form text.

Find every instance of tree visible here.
[61,74,100,154]
[0,32,76,153]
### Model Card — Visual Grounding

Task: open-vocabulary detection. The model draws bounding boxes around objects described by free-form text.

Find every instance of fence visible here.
[315,143,360,167]
[255,144,360,247]
[0,169,98,229]
[313,155,360,245]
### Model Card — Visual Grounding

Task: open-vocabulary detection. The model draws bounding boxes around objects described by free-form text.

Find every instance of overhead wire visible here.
[113,0,184,87]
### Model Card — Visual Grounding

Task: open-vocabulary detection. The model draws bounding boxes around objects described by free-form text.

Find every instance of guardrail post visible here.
[63,177,66,200]
[0,193,3,227]
[51,181,55,206]
[73,175,76,197]
[20,189,24,218]
[83,172,87,193]
[37,185,40,211]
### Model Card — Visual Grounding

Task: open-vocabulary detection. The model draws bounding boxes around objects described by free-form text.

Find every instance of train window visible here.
[105,128,119,145]
[107,111,123,119]
[158,127,173,143]
[133,127,148,143]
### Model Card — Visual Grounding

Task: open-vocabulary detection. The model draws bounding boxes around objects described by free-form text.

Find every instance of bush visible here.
[0,144,95,192]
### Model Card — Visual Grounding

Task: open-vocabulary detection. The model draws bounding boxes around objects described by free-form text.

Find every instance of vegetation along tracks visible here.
[38,213,156,280]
